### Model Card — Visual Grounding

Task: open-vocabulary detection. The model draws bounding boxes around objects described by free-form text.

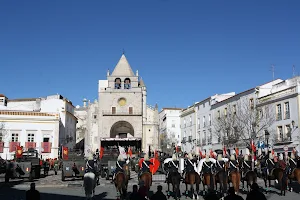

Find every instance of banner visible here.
[16,146,23,158]
[223,146,227,156]
[127,146,132,158]
[62,146,68,160]
[235,148,239,156]
[100,147,104,159]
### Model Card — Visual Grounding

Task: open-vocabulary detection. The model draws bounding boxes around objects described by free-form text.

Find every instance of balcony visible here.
[9,142,20,152]
[102,111,142,116]
[0,142,3,153]
[25,142,36,150]
[285,111,290,119]
[275,136,292,144]
[188,136,192,143]
[41,142,52,153]
[276,113,282,121]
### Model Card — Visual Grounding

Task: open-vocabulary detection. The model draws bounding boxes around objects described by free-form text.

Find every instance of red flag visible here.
[176,145,179,153]
[16,146,23,158]
[223,146,227,156]
[235,148,239,156]
[62,146,68,160]
[251,140,256,153]
[199,150,203,158]
[100,146,104,159]
[128,147,132,158]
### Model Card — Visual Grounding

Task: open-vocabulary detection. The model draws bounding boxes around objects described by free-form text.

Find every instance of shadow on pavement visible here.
[0,187,113,200]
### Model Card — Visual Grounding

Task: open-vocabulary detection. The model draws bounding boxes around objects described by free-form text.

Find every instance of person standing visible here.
[224,187,243,200]
[26,183,40,200]
[150,185,167,200]
[246,183,266,200]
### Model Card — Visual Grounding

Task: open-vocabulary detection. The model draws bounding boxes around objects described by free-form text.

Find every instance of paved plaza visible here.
[0,170,300,200]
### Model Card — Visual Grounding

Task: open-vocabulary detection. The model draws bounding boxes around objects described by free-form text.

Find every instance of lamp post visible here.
[265,130,270,154]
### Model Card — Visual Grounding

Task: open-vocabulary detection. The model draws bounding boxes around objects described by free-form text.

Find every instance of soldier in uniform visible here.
[288,152,297,174]
[140,154,153,177]
[215,154,225,174]
[266,153,275,176]
[167,154,179,181]
[112,154,126,182]
[183,153,196,177]
[202,154,212,175]
[242,154,252,178]
[228,154,239,176]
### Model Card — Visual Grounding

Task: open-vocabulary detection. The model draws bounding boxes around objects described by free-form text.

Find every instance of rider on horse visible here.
[183,153,196,176]
[167,154,179,181]
[214,153,225,174]
[113,154,126,181]
[288,152,297,174]
[242,154,252,178]
[228,154,239,176]
[86,155,97,174]
[140,154,153,178]
[266,153,275,176]
[202,154,213,175]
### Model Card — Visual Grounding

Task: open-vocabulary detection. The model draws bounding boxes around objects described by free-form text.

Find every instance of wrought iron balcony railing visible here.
[275,137,292,143]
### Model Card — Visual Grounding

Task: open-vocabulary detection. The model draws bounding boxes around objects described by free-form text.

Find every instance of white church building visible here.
[75,54,159,156]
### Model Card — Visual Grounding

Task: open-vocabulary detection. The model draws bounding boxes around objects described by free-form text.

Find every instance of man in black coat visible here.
[246,183,267,200]
[26,183,40,200]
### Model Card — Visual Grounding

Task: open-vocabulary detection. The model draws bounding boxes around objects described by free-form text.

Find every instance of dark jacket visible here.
[229,160,238,172]
[150,191,167,200]
[185,159,196,172]
[86,159,96,173]
[242,161,252,172]
[141,160,152,172]
[116,161,126,173]
[168,160,179,172]
[215,160,225,173]
[26,189,40,200]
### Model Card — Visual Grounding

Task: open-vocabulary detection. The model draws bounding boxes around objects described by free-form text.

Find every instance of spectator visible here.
[204,189,219,200]
[129,185,142,200]
[26,183,40,200]
[246,183,267,200]
[150,185,167,200]
[138,181,147,199]
[224,187,243,200]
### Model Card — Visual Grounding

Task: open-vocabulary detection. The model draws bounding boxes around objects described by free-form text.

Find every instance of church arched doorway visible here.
[110,121,134,138]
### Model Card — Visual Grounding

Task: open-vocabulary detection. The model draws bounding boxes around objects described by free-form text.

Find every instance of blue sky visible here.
[1,0,299,109]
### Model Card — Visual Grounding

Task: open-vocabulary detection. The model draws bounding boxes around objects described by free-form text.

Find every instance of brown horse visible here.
[242,171,257,193]
[288,168,300,184]
[264,168,287,196]
[214,170,228,195]
[202,172,214,195]
[115,172,127,199]
[228,171,241,193]
[140,172,152,197]
[185,171,200,199]
[123,164,130,189]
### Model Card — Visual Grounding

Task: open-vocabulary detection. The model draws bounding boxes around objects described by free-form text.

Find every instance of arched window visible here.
[115,78,121,89]
[124,78,131,89]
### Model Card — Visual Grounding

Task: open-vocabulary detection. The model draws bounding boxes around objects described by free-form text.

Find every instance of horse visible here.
[167,171,181,200]
[140,172,152,198]
[83,172,96,200]
[288,168,300,184]
[115,172,127,199]
[123,164,130,189]
[241,171,257,192]
[263,168,287,196]
[214,170,227,195]
[184,171,200,199]
[228,170,241,194]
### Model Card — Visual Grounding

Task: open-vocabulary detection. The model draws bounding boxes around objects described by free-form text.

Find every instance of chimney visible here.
[83,98,87,107]
[136,70,139,76]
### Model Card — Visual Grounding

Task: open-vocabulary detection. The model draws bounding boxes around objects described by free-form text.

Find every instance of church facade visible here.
[75,54,159,156]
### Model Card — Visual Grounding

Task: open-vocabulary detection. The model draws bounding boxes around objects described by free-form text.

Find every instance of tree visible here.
[213,98,275,149]
[160,129,177,153]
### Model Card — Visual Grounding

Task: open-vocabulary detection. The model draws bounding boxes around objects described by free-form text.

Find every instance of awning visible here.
[100,137,142,141]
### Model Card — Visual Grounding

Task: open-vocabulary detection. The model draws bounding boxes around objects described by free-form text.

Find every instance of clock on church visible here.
[118,98,126,106]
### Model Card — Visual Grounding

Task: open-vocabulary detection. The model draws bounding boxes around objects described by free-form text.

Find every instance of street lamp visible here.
[265,130,270,152]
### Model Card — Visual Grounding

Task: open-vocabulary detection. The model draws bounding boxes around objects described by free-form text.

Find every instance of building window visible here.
[208,130,212,144]
[12,133,19,142]
[203,103,205,108]
[184,119,186,127]
[93,115,97,119]
[233,105,236,114]
[197,118,200,129]
[43,137,50,142]
[284,102,290,119]
[172,120,175,128]
[250,98,254,109]
[124,78,131,89]
[189,116,192,126]
[203,116,206,127]
[0,136,2,142]
[286,125,291,140]
[202,131,206,145]
[114,78,121,89]
[218,110,220,119]
[209,114,211,126]
[276,104,282,121]
[112,107,116,114]
[129,107,133,114]
[224,108,227,116]
[277,126,283,141]
[27,134,34,142]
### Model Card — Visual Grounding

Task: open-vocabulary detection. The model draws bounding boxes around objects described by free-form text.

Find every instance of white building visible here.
[75,54,159,156]
[159,108,182,152]
[0,94,77,160]
[180,105,196,153]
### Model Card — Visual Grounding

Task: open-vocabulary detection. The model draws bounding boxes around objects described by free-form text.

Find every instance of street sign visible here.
[284,146,288,151]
